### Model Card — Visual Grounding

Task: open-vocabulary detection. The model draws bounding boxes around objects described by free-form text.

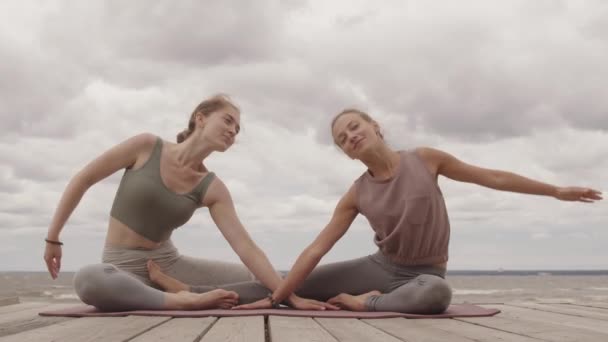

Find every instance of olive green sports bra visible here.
[110,137,215,242]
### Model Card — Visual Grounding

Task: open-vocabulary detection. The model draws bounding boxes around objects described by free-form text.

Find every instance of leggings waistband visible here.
[369,250,447,278]
[102,240,181,281]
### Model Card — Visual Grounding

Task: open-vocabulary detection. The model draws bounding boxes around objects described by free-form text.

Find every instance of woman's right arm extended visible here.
[237,184,360,309]
[44,133,156,279]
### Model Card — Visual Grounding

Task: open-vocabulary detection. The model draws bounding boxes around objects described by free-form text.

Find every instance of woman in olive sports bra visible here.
[43,95,335,311]
[149,108,602,314]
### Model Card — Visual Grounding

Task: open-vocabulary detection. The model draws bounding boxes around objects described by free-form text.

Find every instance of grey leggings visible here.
[74,241,451,314]
[73,240,255,311]
[190,251,452,314]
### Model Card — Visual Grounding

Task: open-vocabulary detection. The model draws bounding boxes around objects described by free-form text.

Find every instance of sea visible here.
[2,270,608,304]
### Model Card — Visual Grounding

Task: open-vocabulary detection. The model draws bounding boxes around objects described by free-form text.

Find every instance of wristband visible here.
[45,238,64,246]
[267,293,280,309]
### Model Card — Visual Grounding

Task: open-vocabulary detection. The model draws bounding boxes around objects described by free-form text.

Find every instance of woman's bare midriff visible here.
[105,217,164,250]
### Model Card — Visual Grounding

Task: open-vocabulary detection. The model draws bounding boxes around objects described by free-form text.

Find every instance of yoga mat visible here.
[40,304,499,319]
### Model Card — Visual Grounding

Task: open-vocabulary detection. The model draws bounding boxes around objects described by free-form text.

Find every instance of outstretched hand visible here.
[555,187,603,202]
[232,297,273,310]
[288,294,340,311]
[44,243,62,279]
[232,294,340,311]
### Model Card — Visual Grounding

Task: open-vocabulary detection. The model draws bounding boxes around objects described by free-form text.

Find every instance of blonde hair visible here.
[177,94,239,143]
[330,108,384,145]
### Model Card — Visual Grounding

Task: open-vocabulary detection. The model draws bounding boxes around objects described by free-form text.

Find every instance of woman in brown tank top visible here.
[149,107,602,313]
[230,108,602,313]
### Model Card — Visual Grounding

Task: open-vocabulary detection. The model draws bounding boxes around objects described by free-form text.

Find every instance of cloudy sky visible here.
[1,0,606,272]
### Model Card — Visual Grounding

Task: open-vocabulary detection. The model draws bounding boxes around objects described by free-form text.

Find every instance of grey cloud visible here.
[1,0,297,138]
[6,156,64,183]
[5,0,607,144]
[193,62,361,132]
[1,1,606,271]
[37,1,294,88]
[0,139,80,183]
[0,214,41,230]
[583,9,608,41]
[336,10,377,28]
[0,168,22,193]
[41,1,288,63]
[104,2,283,64]
[1,206,38,216]
[296,2,608,142]
[0,194,54,229]
[0,45,84,138]
[0,180,22,194]
[211,123,362,200]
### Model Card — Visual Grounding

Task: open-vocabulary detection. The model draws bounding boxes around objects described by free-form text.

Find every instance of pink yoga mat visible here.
[39,304,499,319]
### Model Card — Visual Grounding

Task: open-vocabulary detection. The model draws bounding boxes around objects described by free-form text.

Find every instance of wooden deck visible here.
[1,301,608,341]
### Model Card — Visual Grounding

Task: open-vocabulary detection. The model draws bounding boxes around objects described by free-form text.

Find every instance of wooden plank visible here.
[269,316,337,342]
[417,317,544,342]
[85,316,170,342]
[199,316,264,342]
[457,315,608,342]
[0,302,50,315]
[0,316,170,342]
[0,303,75,325]
[481,304,608,334]
[0,317,116,342]
[458,305,608,341]
[507,303,608,321]
[565,302,608,310]
[534,299,575,304]
[0,298,19,307]
[130,317,216,342]
[0,316,73,338]
[364,318,477,342]
[0,302,75,338]
[315,318,404,342]
[556,303,608,314]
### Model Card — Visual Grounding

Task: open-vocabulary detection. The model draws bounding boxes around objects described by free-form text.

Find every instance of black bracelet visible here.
[45,238,64,246]
[267,293,280,309]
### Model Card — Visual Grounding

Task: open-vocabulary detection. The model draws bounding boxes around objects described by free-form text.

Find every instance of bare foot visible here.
[166,289,240,310]
[327,290,382,311]
[147,260,189,293]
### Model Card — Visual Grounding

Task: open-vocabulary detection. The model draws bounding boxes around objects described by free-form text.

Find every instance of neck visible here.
[173,132,214,170]
[359,144,400,180]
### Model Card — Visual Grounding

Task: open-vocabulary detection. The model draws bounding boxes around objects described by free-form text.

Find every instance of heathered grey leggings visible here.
[73,240,255,311]
[190,251,452,314]
[74,241,451,313]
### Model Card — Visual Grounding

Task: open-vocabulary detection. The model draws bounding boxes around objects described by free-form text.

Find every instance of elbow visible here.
[70,171,94,192]
[484,170,508,190]
[493,170,516,190]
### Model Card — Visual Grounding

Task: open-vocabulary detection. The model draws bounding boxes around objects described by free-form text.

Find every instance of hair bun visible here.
[176,129,191,143]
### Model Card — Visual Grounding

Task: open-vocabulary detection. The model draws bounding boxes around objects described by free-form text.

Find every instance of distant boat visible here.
[537,272,552,276]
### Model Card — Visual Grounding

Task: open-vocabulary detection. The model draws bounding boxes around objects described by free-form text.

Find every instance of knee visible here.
[418,274,452,314]
[73,263,119,307]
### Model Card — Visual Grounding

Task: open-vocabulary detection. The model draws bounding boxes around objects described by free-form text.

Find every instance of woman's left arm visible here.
[416,147,602,202]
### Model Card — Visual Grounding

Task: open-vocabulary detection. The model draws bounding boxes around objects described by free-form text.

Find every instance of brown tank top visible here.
[354,150,450,265]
